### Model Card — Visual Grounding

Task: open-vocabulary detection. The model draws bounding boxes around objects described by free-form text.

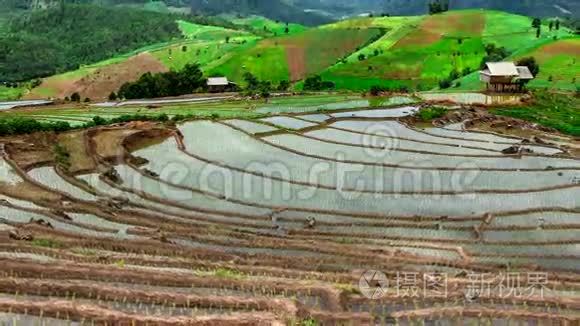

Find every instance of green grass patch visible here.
[417,106,448,121]
[229,15,307,36]
[209,27,382,84]
[178,20,249,41]
[491,91,580,136]
[0,86,26,101]
[31,238,63,249]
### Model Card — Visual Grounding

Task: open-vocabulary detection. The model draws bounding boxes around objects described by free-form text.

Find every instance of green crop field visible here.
[451,37,579,92]
[320,10,578,92]
[177,20,250,41]
[516,38,580,91]
[228,15,308,36]
[209,27,383,84]
[0,86,26,101]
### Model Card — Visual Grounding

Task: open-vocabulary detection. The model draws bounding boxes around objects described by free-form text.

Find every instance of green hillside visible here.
[319,10,577,91]
[5,9,579,101]
[208,27,384,83]
[228,15,308,36]
[452,38,579,92]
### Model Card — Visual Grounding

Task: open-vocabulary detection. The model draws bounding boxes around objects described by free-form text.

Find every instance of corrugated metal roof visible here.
[516,66,534,79]
[207,77,229,86]
[485,62,519,76]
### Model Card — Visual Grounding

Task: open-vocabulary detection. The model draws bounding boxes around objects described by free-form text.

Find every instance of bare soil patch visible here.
[395,12,485,48]
[541,39,580,56]
[74,53,168,100]
[285,46,307,81]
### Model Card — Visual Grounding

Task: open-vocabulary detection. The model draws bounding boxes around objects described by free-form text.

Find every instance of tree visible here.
[536,26,541,38]
[516,57,540,77]
[108,92,117,101]
[92,116,107,126]
[555,20,560,30]
[438,79,452,89]
[259,82,271,100]
[532,18,542,29]
[277,80,290,91]
[225,36,230,43]
[370,85,386,96]
[480,44,511,69]
[182,45,187,52]
[358,53,366,61]
[243,71,260,90]
[303,75,335,91]
[117,64,206,100]
[428,0,449,14]
[70,92,80,102]
[549,21,554,31]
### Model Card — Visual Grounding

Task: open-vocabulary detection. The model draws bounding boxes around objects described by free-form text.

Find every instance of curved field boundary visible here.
[122,129,580,222]
[389,306,579,323]
[287,116,503,153]
[292,129,566,159]
[292,116,564,156]
[176,128,579,196]
[0,298,286,326]
[221,121,580,172]
[118,163,580,249]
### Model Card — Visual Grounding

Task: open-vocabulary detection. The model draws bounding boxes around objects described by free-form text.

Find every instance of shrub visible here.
[70,92,81,102]
[277,80,290,91]
[516,57,540,77]
[438,79,452,89]
[303,75,335,91]
[418,106,448,121]
[370,85,385,96]
[92,116,107,126]
[53,143,71,170]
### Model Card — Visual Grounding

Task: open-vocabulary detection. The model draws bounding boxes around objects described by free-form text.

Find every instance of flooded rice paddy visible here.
[0,103,579,324]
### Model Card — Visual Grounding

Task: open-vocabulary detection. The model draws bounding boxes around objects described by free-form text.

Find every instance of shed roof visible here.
[485,62,519,76]
[516,66,534,79]
[207,77,229,86]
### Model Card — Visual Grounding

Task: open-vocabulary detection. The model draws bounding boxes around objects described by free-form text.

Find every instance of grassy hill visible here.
[7,9,579,101]
[227,15,308,36]
[208,27,384,83]
[24,20,256,100]
[319,10,577,91]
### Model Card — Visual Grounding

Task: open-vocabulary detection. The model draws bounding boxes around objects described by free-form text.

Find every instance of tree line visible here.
[117,64,206,99]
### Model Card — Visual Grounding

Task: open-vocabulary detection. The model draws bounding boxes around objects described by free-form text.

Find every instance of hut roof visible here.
[516,66,534,80]
[484,62,519,76]
[207,77,229,86]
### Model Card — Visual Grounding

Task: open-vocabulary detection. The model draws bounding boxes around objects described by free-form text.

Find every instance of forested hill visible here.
[0,4,183,82]
[190,0,333,26]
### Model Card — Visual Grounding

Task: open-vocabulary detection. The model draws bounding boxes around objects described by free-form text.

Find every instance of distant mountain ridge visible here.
[188,0,578,26]
[190,0,333,26]
[2,0,577,25]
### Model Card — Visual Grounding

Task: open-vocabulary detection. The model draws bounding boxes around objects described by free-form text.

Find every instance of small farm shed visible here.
[207,77,235,93]
[480,62,534,92]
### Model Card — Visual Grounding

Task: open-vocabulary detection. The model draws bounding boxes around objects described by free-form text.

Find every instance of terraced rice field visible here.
[321,10,577,91]
[0,104,579,324]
